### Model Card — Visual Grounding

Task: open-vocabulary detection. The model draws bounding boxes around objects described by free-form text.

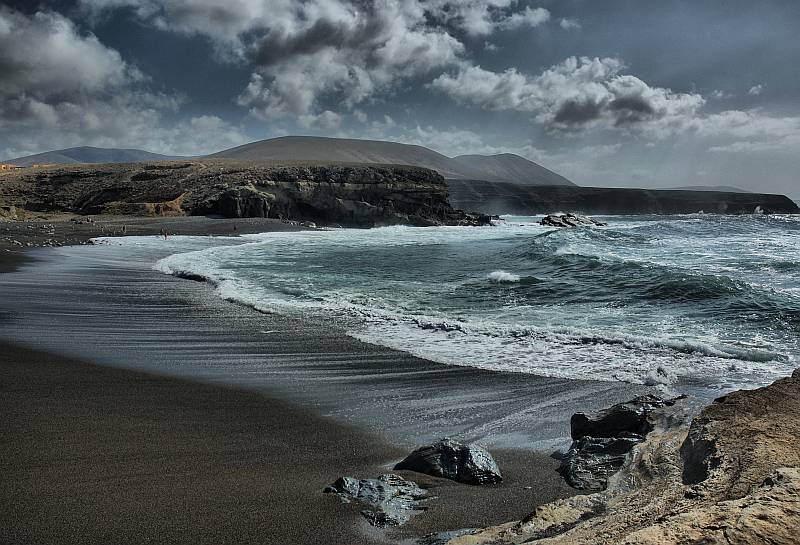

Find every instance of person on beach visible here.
[159,228,167,240]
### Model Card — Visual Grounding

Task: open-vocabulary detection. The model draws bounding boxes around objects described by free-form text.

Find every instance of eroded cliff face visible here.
[438,371,800,545]
[447,180,800,215]
[0,160,488,227]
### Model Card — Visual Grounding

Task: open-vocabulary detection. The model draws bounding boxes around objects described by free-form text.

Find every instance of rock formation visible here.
[0,160,491,228]
[561,395,684,490]
[448,179,800,215]
[395,438,502,485]
[432,371,800,544]
[323,473,428,527]
[539,213,607,227]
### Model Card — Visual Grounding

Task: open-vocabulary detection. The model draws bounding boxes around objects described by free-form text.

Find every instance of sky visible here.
[1,0,799,195]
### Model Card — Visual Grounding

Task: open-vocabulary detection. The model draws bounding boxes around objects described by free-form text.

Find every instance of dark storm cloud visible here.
[553,99,604,125]
[254,13,387,67]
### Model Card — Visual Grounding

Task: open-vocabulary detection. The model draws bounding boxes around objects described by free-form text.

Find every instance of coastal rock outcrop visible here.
[323,473,427,527]
[539,213,607,227]
[448,179,800,215]
[0,160,492,228]
[394,438,502,485]
[431,370,800,545]
[561,395,683,490]
[570,394,680,441]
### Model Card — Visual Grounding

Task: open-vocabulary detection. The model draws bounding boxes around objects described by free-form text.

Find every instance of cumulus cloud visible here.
[748,84,765,96]
[80,0,551,120]
[430,56,706,136]
[698,110,800,154]
[559,18,581,30]
[0,7,139,101]
[0,7,247,157]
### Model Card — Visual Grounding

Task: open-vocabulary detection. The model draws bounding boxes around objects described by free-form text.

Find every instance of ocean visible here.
[153,214,799,394]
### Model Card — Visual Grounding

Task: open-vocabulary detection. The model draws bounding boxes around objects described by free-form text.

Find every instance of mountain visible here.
[4,146,179,167]
[453,153,573,186]
[209,136,576,186]
[666,185,751,193]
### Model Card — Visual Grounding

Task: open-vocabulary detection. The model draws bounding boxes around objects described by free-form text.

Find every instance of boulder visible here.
[539,213,607,228]
[570,394,679,440]
[561,395,683,490]
[394,438,502,485]
[323,473,427,527]
[560,434,644,490]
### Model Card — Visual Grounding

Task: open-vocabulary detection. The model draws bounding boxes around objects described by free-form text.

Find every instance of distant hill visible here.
[666,185,750,193]
[209,136,576,186]
[4,146,179,167]
[453,153,572,187]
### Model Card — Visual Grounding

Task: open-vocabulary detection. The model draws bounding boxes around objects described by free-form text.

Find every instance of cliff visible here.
[448,180,800,215]
[0,160,486,227]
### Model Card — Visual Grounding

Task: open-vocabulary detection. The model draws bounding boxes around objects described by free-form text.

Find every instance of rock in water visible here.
[323,473,427,527]
[394,438,502,485]
[539,213,607,227]
[561,395,682,490]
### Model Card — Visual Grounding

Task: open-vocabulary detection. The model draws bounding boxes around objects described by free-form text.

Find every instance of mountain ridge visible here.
[209,136,575,186]
[4,137,576,186]
[4,146,181,167]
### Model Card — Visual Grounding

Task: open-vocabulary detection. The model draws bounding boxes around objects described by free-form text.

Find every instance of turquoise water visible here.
[153,215,800,392]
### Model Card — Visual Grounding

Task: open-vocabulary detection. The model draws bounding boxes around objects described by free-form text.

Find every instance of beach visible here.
[0,218,637,544]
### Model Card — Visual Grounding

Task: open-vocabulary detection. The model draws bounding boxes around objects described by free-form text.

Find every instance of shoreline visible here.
[0,218,612,544]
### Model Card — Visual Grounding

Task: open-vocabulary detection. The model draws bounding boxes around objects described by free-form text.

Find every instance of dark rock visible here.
[560,434,644,490]
[0,160,494,228]
[570,394,679,441]
[539,213,607,228]
[447,179,800,215]
[323,473,427,527]
[562,395,684,490]
[394,438,502,485]
[418,529,478,544]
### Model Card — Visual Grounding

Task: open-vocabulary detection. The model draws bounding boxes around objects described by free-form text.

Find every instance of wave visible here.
[487,270,520,283]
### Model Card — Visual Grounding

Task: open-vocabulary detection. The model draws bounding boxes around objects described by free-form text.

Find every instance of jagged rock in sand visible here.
[560,434,644,491]
[570,395,681,441]
[561,395,683,490]
[323,473,427,527]
[433,370,800,545]
[395,438,502,485]
[539,213,607,228]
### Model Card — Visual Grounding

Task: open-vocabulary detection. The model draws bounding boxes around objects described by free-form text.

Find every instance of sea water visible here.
[153,215,800,392]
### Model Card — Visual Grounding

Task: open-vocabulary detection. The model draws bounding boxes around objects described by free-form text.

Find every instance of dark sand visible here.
[0,229,583,545]
[0,215,305,252]
[0,342,576,545]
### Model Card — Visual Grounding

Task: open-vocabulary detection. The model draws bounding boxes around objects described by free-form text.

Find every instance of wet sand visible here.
[0,218,642,544]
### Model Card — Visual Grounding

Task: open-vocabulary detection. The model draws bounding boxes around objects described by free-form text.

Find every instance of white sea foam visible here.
[487,270,520,283]
[141,215,799,392]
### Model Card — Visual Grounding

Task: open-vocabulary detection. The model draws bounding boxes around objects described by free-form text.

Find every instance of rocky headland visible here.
[428,370,800,544]
[448,179,800,215]
[0,160,489,228]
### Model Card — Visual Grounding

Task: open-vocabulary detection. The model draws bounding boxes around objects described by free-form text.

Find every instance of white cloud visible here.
[498,7,550,31]
[559,18,581,30]
[0,7,247,157]
[430,56,705,137]
[0,7,139,99]
[748,84,765,96]
[80,0,550,121]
